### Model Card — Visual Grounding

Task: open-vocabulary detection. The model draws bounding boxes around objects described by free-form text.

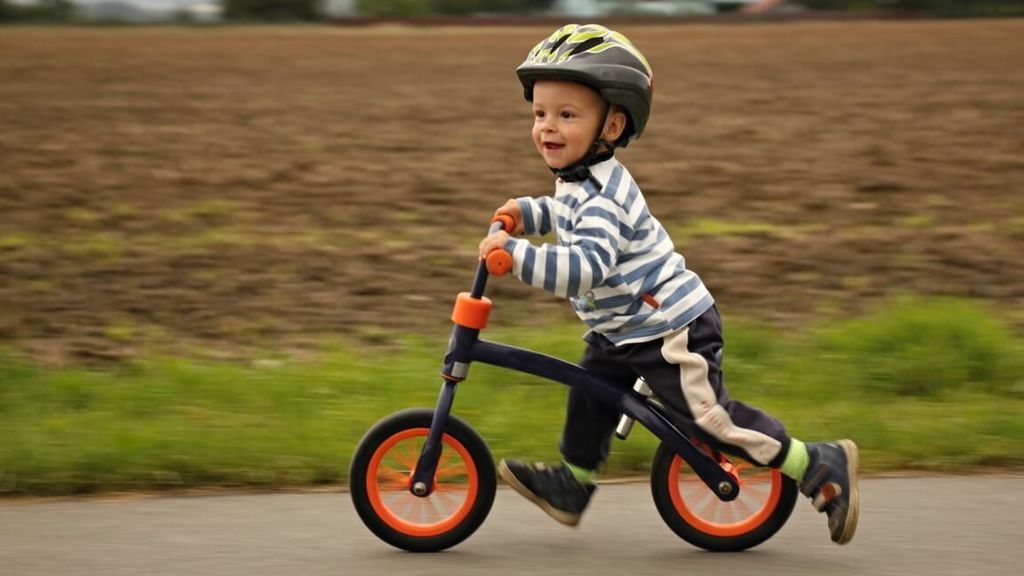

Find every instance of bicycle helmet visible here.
[517,24,654,148]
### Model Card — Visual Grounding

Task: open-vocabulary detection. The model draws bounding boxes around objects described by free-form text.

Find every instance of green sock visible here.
[564,461,596,485]
[780,438,810,482]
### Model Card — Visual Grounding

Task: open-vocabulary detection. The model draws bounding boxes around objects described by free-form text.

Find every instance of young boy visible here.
[478,24,859,545]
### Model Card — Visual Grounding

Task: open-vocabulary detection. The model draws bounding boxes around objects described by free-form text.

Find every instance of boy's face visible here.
[531,80,609,170]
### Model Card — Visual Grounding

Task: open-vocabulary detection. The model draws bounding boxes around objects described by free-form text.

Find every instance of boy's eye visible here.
[534,110,545,119]
[560,111,575,119]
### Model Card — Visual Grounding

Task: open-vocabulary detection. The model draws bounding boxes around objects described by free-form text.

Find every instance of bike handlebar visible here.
[485,215,515,276]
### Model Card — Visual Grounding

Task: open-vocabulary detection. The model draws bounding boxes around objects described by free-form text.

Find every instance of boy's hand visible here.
[493,199,525,236]
[479,231,511,261]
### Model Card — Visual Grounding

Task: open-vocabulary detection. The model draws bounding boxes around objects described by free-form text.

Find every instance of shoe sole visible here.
[498,460,582,527]
[834,439,860,544]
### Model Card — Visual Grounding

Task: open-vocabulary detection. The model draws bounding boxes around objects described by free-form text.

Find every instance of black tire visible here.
[350,408,496,552]
[650,441,798,552]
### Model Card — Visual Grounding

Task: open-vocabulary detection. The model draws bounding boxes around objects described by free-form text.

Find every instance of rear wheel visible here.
[350,408,496,552]
[650,441,797,551]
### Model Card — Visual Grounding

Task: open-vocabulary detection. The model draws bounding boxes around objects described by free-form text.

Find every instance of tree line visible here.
[800,0,1024,16]
[1,0,73,22]
[1,0,1021,24]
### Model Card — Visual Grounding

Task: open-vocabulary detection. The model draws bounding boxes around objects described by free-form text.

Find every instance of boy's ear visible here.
[602,106,628,143]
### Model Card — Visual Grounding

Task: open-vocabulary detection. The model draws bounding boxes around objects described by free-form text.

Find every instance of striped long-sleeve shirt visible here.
[504,157,714,346]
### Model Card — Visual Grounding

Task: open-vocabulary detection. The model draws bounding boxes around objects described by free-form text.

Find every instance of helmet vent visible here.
[550,33,571,52]
[569,37,604,57]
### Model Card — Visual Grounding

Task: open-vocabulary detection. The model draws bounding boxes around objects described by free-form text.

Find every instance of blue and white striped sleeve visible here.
[504,195,629,299]
[515,196,554,236]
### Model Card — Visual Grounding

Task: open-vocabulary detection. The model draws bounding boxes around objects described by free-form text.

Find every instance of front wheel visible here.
[650,441,798,551]
[349,408,496,552]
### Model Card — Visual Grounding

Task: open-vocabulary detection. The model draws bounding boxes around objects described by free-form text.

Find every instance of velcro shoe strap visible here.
[811,482,843,512]
[800,462,831,497]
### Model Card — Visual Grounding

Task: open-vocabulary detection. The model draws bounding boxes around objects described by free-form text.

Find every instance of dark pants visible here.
[560,305,792,470]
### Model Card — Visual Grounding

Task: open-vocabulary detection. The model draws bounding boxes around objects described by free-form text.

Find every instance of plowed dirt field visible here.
[1,20,1022,363]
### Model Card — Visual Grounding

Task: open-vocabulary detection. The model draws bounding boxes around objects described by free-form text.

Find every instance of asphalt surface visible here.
[1,476,1022,576]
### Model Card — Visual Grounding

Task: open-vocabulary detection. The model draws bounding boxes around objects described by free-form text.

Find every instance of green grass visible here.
[1,297,1022,496]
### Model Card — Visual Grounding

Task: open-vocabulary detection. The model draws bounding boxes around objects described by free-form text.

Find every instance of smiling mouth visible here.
[543,142,565,150]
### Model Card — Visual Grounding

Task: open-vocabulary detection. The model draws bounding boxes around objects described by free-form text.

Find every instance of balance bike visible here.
[350,217,798,552]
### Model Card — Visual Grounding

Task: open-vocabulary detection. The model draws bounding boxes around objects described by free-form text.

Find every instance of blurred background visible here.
[0,1,1022,496]
[2,0,1024,24]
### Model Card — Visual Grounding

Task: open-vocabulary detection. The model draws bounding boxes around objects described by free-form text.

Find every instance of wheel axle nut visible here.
[718,481,733,495]
[412,482,428,496]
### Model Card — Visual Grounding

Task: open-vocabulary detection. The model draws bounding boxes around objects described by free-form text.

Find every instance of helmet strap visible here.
[551,103,618,186]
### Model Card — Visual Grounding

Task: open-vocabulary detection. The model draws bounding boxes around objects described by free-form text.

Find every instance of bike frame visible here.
[410,231,740,502]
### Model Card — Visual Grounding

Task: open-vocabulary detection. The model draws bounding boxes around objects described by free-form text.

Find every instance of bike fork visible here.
[409,379,457,496]
[408,253,491,496]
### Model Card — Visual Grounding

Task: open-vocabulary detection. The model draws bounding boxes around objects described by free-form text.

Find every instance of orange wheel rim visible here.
[668,455,782,537]
[366,428,479,537]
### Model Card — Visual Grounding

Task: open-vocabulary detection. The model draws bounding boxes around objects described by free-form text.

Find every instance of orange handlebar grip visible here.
[492,214,516,233]
[486,249,513,276]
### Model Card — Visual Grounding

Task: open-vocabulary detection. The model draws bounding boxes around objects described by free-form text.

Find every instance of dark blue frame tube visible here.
[472,339,738,500]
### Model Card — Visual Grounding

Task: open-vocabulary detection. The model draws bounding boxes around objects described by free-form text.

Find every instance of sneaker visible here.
[498,459,596,527]
[800,439,860,544]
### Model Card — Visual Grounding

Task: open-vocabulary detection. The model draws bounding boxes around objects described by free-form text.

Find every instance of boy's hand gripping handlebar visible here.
[485,215,514,276]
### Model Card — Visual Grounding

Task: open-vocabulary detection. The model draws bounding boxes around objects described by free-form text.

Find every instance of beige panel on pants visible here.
[661,327,783,466]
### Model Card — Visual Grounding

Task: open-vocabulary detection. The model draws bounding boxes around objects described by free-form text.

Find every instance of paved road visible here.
[2,476,1022,576]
